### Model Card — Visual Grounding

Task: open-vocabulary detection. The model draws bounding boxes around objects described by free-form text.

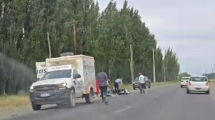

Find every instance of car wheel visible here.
[186,89,190,94]
[68,89,76,108]
[31,103,41,111]
[181,85,183,88]
[85,89,94,103]
[206,90,210,94]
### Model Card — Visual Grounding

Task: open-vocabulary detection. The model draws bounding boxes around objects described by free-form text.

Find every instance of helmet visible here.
[139,72,143,75]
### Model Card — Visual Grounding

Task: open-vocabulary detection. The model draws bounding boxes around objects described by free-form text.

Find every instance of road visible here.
[2,85,215,120]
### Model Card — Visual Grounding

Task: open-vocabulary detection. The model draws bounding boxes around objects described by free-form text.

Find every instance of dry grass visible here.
[123,81,179,90]
[209,79,215,85]
[0,95,30,110]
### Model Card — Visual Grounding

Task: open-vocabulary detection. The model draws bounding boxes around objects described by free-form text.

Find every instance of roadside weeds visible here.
[0,95,30,111]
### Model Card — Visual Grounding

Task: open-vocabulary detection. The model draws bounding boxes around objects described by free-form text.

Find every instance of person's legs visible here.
[143,83,145,94]
[100,86,108,103]
[139,83,143,93]
[116,83,119,92]
[103,86,108,104]
[114,82,119,94]
[103,86,107,97]
[114,82,118,93]
[100,86,104,98]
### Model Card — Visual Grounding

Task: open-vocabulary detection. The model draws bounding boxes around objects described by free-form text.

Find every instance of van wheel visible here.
[85,89,94,103]
[31,103,41,111]
[206,90,210,94]
[68,90,76,108]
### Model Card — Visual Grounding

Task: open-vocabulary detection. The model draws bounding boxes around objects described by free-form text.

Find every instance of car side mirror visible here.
[74,74,81,79]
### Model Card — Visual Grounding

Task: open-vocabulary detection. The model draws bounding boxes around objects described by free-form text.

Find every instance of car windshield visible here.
[190,77,207,82]
[182,78,189,80]
[134,77,139,81]
[41,70,71,80]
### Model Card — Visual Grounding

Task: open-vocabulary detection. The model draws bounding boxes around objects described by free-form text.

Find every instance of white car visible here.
[187,76,210,94]
[180,77,190,88]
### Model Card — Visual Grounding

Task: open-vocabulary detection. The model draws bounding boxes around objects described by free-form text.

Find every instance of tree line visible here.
[0,0,180,95]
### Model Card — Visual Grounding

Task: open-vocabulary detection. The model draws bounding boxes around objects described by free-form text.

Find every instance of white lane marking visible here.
[114,106,133,114]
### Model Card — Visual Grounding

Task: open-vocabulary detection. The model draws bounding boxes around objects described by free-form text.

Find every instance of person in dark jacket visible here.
[97,70,108,104]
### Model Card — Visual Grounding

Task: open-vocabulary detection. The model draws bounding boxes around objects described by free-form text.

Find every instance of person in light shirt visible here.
[139,72,146,94]
[114,78,123,94]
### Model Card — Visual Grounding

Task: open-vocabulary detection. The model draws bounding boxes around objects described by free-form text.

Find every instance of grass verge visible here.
[123,81,179,90]
[0,95,30,111]
[209,79,215,85]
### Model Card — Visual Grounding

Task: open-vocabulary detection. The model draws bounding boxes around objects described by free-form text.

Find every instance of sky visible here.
[97,0,215,75]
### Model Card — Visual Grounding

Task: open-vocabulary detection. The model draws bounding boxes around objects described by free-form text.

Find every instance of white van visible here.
[30,55,96,111]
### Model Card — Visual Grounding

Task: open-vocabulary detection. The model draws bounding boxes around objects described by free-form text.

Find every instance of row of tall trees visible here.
[0,0,180,95]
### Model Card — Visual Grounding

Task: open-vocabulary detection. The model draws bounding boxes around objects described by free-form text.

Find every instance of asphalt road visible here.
[3,85,215,120]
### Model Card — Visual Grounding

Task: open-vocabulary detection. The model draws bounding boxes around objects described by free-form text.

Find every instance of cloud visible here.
[97,0,215,75]
[159,39,215,75]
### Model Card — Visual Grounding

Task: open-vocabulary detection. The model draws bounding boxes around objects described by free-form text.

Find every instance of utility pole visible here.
[153,48,156,83]
[163,61,166,82]
[130,44,134,85]
[214,62,215,80]
[73,20,77,55]
[47,32,51,58]
[163,50,166,82]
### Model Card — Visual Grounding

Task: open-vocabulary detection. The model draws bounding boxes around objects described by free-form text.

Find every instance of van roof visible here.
[46,55,94,62]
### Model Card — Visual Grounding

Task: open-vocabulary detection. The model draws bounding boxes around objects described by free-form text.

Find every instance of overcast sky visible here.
[97,0,215,75]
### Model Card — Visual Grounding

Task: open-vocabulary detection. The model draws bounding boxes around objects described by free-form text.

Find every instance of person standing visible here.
[114,78,123,94]
[95,79,100,96]
[139,72,146,94]
[97,70,109,104]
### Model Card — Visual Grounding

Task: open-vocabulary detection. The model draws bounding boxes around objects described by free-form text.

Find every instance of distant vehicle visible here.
[133,76,151,90]
[145,77,151,89]
[133,77,140,90]
[180,77,190,88]
[187,76,210,94]
[30,55,96,111]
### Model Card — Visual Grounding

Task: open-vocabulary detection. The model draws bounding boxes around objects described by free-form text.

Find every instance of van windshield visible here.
[41,70,71,80]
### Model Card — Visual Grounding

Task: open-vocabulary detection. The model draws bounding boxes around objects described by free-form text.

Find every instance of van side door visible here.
[73,69,82,97]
